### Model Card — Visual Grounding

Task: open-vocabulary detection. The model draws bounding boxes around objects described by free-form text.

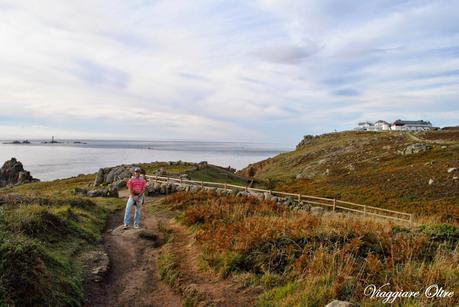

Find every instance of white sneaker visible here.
[133,224,140,229]
[123,224,129,229]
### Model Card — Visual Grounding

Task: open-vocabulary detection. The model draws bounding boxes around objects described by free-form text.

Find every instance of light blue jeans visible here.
[123,195,144,226]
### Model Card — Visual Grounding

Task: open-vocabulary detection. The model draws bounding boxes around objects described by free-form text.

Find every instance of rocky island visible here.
[2,140,31,144]
[41,136,63,144]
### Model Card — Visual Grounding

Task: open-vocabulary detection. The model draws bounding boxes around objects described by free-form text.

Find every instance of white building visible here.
[391,120,432,131]
[355,119,435,131]
[374,120,391,131]
[357,120,388,131]
[357,121,374,131]
[356,119,433,132]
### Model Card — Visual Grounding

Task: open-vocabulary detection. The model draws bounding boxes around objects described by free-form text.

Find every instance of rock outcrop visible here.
[197,161,208,169]
[399,143,432,155]
[0,158,39,187]
[74,183,120,198]
[94,165,134,186]
[87,184,119,198]
[296,134,319,149]
[325,300,356,307]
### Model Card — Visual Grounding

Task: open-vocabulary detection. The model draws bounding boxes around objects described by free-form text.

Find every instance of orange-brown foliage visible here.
[163,191,459,305]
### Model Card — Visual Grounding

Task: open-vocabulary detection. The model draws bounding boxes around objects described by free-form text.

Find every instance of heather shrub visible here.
[164,192,459,306]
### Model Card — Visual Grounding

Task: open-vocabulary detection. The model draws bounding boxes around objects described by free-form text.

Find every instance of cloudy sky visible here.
[0,0,458,146]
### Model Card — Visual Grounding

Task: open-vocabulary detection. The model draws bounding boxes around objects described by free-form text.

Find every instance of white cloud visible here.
[0,0,458,145]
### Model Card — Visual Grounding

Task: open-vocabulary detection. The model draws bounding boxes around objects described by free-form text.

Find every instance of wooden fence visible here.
[146,175,414,226]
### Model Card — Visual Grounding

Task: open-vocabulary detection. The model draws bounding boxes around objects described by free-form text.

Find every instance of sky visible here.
[0,0,458,147]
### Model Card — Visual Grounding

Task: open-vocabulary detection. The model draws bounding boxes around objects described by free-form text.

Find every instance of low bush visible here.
[0,232,82,306]
[163,192,459,306]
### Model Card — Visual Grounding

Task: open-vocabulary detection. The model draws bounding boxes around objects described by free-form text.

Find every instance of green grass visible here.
[139,161,254,187]
[257,281,300,307]
[139,161,196,175]
[0,174,124,306]
[158,243,182,288]
[140,161,254,186]
[0,174,96,197]
[148,198,178,219]
[189,165,252,186]
[157,241,199,307]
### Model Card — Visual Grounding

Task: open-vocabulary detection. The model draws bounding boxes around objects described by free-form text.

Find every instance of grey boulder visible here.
[399,143,431,155]
[325,300,356,307]
[0,158,39,187]
[94,165,133,186]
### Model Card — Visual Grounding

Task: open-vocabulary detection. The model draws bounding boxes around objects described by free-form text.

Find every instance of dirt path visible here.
[83,191,258,307]
[83,192,181,307]
[168,221,260,306]
[406,132,455,145]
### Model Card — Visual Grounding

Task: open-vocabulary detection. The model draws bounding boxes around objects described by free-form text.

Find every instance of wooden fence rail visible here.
[146,175,414,226]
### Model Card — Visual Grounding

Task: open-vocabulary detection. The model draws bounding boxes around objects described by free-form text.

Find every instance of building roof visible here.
[358,121,373,125]
[392,119,432,126]
[375,120,389,124]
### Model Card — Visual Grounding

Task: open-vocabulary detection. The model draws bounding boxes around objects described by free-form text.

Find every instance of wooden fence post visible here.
[201,181,204,188]
[410,214,413,227]
[333,199,336,212]
[297,193,301,203]
[364,205,367,216]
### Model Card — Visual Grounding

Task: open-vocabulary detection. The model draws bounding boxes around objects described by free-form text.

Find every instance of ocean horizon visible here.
[0,139,288,181]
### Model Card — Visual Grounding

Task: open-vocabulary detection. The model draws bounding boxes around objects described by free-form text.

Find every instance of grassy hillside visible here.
[161,191,458,306]
[239,130,459,224]
[140,161,253,186]
[138,161,197,175]
[188,165,252,185]
[0,175,125,306]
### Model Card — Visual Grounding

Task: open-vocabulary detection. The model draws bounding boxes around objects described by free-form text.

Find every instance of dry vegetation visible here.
[421,130,459,142]
[238,131,459,224]
[162,191,459,306]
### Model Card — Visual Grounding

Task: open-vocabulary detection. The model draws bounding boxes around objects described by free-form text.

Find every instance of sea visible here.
[0,139,287,181]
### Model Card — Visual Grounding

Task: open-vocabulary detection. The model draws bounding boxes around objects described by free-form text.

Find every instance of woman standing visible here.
[123,167,146,229]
